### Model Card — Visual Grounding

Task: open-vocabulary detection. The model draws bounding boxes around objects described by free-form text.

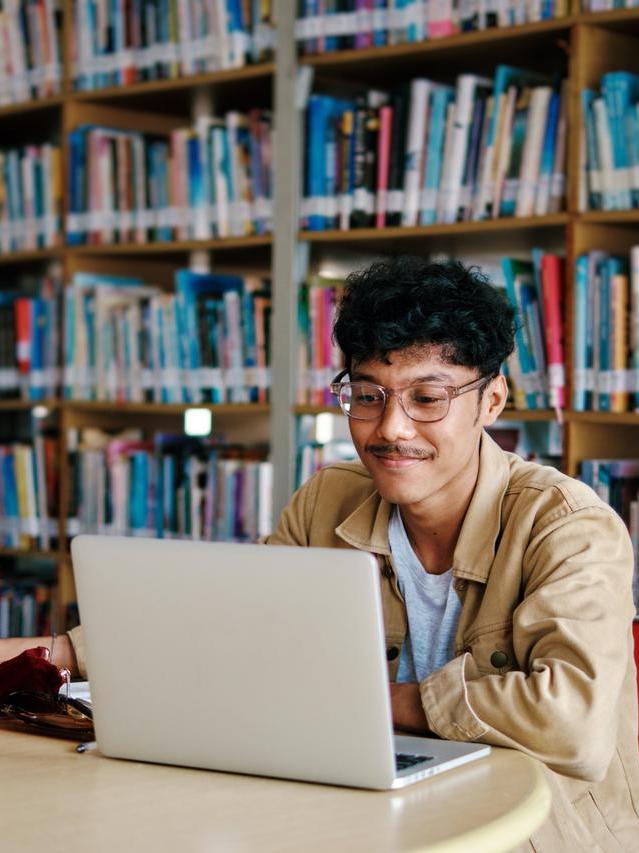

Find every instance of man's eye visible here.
[411,389,443,405]
[356,393,381,404]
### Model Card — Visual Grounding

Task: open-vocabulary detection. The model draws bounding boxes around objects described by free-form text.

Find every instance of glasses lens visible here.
[340,382,385,419]
[403,385,449,422]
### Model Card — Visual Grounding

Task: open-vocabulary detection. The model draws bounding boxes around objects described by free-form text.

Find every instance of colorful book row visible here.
[63,269,271,404]
[301,67,567,231]
[579,457,639,612]
[296,0,570,55]
[0,0,62,105]
[71,0,274,91]
[581,0,639,10]
[0,435,59,551]
[581,72,639,212]
[297,253,566,412]
[0,580,53,638]
[66,430,273,542]
[66,110,272,245]
[573,248,639,413]
[0,275,61,400]
[0,144,62,253]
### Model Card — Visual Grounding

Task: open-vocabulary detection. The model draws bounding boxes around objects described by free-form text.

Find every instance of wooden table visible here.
[0,725,550,852]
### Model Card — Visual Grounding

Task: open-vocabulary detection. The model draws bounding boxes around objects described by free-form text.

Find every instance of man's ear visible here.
[481,375,509,426]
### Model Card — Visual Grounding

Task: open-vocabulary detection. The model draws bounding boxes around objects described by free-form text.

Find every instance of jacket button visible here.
[381,564,393,579]
[490,651,509,668]
[454,579,467,592]
[386,647,399,661]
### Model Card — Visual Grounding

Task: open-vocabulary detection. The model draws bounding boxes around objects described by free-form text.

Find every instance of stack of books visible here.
[0,434,59,551]
[66,109,272,245]
[0,580,53,637]
[296,0,570,55]
[580,458,639,612]
[0,144,62,252]
[70,0,274,91]
[66,430,273,542]
[573,249,639,413]
[0,0,62,105]
[581,72,639,212]
[0,276,61,401]
[63,269,271,405]
[301,68,567,231]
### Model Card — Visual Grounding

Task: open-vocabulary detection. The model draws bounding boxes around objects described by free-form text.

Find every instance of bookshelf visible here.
[3,2,639,629]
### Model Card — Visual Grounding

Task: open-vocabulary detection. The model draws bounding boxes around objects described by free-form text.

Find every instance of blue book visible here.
[596,255,625,412]
[373,0,388,46]
[32,155,44,249]
[584,89,607,201]
[3,453,18,545]
[155,142,172,241]
[419,86,455,225]
[572,255,590,412]
[305,95,333,230]
[29,299,46,400]
[601,72,639,210]
[66,129,86,245]
[129,451,149,531]
[535,91,560,214]
[499,92,529,218]
[625,106,639,208]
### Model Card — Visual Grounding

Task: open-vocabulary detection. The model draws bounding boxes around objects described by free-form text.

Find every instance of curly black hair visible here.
[333,256,516,378]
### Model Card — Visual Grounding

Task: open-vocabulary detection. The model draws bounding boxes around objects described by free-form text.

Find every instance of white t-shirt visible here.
[388,506,462,683]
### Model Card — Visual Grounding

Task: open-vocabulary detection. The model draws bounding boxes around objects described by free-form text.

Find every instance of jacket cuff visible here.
[67,625,87,679]
[419,653,489,741]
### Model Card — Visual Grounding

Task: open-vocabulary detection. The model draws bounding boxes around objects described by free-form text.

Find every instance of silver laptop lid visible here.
[71,535,399,788]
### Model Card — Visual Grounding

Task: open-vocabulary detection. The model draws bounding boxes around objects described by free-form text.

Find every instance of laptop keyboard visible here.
[395,752,434,772]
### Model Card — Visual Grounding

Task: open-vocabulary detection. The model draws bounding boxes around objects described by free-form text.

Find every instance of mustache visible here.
[366,444,435,459]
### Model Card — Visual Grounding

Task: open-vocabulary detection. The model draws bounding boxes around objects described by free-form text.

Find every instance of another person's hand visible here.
[0,636,79,677]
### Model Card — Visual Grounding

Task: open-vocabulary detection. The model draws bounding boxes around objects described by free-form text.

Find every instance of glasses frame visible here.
[329,369,490,423]
[1,690,95,740]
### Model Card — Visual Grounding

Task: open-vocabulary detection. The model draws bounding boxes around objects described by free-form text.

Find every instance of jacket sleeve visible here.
[418,505,635,781]
[67,625,88,679]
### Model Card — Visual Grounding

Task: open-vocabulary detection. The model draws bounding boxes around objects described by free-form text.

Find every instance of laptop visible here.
[71,535,490,789]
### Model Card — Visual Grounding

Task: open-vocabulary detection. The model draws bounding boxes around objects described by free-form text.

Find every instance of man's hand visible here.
[0,635,80,677]
[390,682,429,735]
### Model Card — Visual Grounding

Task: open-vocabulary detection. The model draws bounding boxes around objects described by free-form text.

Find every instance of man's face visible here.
[347,345,505,510]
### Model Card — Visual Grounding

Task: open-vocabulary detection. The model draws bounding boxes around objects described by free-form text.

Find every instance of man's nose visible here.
[375,393,417,441]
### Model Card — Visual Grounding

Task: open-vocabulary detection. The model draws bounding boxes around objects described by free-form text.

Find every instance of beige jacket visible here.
[264,432,639,852]
[69,432,639,850]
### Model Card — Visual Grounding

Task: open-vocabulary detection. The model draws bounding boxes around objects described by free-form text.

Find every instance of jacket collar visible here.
[335,431,510,582]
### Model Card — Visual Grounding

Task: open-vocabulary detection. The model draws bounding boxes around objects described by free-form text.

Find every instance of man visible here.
[2,257,638,850]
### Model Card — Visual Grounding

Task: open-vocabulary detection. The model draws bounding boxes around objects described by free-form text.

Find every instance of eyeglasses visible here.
[1,690,94,740]
[330,369,489,423]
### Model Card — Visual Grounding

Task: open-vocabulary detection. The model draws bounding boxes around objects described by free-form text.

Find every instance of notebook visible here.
[70,535,490,789]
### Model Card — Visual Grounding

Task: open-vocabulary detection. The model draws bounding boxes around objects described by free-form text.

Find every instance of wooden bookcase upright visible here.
[2,5,639,628]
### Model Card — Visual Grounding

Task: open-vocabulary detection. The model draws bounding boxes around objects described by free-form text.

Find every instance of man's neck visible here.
[399,452,479,574]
